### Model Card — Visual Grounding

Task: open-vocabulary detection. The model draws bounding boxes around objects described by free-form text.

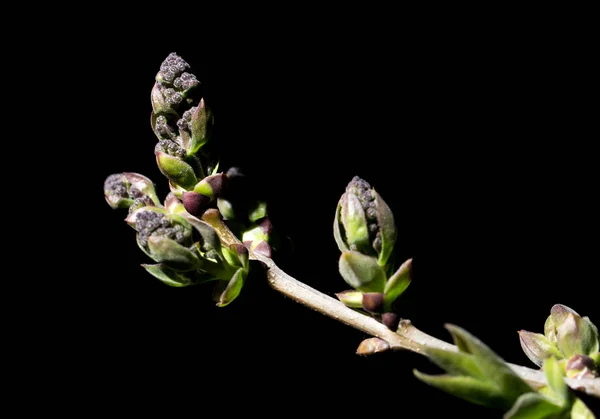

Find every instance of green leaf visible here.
[147,236,201,270]
[571,398,597,419]
[373,189,396,267]
[383,258,412,309]
[189,99,213,155]
[155,151,198,190]
[216,268,246,307]
[424,347,486,380]
[445,325,533,403]
[341,193,370,250]
[248,200,268,223]
[543,356,569,405]
[333,202,349,253]
[142,263,215,287]
[181,213,222,253]
[413,370,509,410]
[338,251,386,293]
[503,392,564,419]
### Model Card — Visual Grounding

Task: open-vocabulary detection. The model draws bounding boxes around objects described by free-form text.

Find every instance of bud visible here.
[104,173,159,209]
[164,192,186,215]
[193,173,227,199]
[565,354,598,379]
[335,290,364,308]
[126,207,199,270]
[518,331,563,367]
[382,312,400,331]
[155,141,198,189]
[541,304,599,362]
[181,191,211,217]
[334,176,396,268]
[156,53,192,87]
[242,217,273,258]
[356,337,390,356]
[362,292,385,314]
[151,82,176,117]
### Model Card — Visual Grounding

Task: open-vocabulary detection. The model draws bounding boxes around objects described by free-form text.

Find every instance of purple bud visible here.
[182,191,211,217]
[362,292,385,314]
[382,312,400,331]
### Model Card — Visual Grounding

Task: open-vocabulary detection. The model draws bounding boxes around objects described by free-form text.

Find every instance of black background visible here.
[34,12,598,417]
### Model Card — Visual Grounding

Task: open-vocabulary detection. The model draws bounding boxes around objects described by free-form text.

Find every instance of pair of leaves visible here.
[414,325,596,418]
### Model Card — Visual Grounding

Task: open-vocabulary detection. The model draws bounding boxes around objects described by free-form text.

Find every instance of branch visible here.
[201,209,600,399]
[252,251,600,398]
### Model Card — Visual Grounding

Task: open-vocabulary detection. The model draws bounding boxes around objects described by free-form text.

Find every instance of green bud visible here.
[151,113,178,141]
[242,217,273,258]
[557,312,599,359]
[565,354,598,379]
[338,251,386,293]
[356,337,390,356]
[163,192,186,215]
[126,207,197,269]
[155,148,198,190]
[335,290,364,308]
[334,176,396,268]
[104,172,159,209]
[151,82,175,116]
[518,331,563,367]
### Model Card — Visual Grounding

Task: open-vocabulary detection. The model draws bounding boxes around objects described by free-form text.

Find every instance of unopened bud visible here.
[362,292,385,314]
[334,176,396,268]
[518,330,563,367]
[356,337,390,356]
[565,354,598,379]
[382,312,400,331]
[335,290,364,308]
[182,191,211,217]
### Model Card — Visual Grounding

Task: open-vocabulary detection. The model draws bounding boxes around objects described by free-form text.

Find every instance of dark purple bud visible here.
[362,292,385,314]
[382,312,400,331]
[182,191,211,217]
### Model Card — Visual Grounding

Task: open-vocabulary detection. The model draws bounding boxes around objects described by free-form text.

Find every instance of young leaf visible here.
[338,251,386,293]
[503,392,564,419]
[543,356,569,405]
[571,398,597,419]
[142,263,215,287]
[413,370,509,410]
[445,325,533,403]
[424,347,486,380]
[383,258,412,309]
